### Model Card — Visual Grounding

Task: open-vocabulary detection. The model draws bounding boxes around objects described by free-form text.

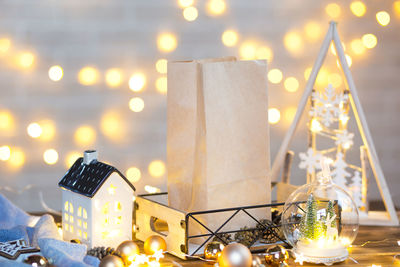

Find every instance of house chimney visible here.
[83,150,98,165]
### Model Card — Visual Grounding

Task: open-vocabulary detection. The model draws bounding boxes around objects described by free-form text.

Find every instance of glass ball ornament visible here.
[218,243,252,267]
[204,241,225,260]
[144,235,167,255]
[23,255,49,266]
[116,240,140,265]
[264,245,289,267]
[281,161,359,265]
[99,255,125,267]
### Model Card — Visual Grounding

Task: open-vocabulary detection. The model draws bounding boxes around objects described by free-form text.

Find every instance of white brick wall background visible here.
[0,0,399,212]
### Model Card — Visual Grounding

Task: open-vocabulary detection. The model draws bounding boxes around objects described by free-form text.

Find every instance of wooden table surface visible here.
[160,225,400,267]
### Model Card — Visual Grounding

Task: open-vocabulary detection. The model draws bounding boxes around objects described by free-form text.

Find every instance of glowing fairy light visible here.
[74,125,96,146]
[394,1,400,18]
[268,108,281,124]
[129,97,145,112]
[126,167,141,183]
[0,110,15,133]
[155,77,167,94]
[8,148,25,169]
[129,73,146,92]
[325,3,341,19]
[0,146,11,161]
[78,66,99,85]
[328,73,342,88]
[284,31,304,55]
[310,118,323,133]
[17,52,35,69]
[221,30,239,47]
[376,11,390,26]
[284,77,299,93]
[38,120,56,141]
[144,185,161,194]
[239,41,257,60]
[148,160,166,178]
[177,0,194,8]
[105,68,123,88]
[183,6,198,21]
[362,34,377,49]
[206,0,226,16]
[155,59,168,74]
[48,65,64,82]
[0,38,11,54]
[268,68,283,84]
[350,39,366,55]
[43,149,59,165]
[350,1,366,17]
[256,46,273,62]
[65,151,81,167]
[304,67,312,81]
[27,122,42,138]
[315,68,329,86]
[304,21,322,42]
[284,107,297,124]
[100,110,125,141]
[157,33,177,53]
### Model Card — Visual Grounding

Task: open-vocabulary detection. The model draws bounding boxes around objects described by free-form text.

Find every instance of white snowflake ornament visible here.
[299,148,322,174]
[335,130,354,148]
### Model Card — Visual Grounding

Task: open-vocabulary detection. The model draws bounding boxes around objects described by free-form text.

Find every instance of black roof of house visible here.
[58,157,135,198]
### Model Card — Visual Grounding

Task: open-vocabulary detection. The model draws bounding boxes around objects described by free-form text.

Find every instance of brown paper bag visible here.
[167,57,270,241]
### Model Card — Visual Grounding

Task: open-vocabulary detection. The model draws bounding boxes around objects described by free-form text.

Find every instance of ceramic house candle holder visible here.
[58,150,136,248]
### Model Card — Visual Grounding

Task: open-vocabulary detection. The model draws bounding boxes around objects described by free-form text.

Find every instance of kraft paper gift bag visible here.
[167,57,270,241]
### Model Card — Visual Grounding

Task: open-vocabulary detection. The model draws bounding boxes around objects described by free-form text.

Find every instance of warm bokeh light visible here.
[239,41,257,60]
[178,0,194,8]
[48,65,64,82]
[126,167,141,183]
[78,66,99,86]
[350,39,366,55]
[206,0,226,16]
[268,68,283,84]
[157,33,177,53]
[325,3,341,19]
[74,125,96,146]
[101,110,125,141]
[27,122,42,138]
[283,31,304,55]
[328,73,343,88]
[256,46,273,62]
[284,77,299,93]
[345,54,353,67]
[8,148,25,169]
[268,108,281,124]
[129,73,146,92]
[144,185,161,194]
[304,67,312,81]
[221,30,239,47]
[65,151,81,168]
[183,6,198,21]
[38,120,56,141]
[0,38,11,54]
[350,1,366,17]
[362,34,377,49]
[0,146,11,161]
[129,97,145,112]
[376,11,390,26]
[43,149,59,165]
[17,52,35,69]
[310,118,323,133]
[284,107,297,124]
[330,42,346,56]
[105,68,123,88]
[0,110,15,134]
[155,77,168,94]
[304,21,322,42]
[316,68,329,86]
[148,160,166,178]
[394,1,400,18]
[155,59,168,74]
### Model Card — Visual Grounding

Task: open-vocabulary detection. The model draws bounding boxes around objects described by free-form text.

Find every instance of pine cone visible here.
[87,246,118,260]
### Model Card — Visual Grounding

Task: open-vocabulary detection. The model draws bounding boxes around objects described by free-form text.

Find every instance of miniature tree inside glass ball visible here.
[281,159,359,265]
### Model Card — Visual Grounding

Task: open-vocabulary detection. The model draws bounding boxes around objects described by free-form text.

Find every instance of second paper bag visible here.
[167,58,270,239]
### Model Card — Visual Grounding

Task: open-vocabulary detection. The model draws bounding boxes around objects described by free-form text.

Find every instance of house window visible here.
[107,184,116,195]
[115,216,122,225]
[78,219,82,227]
[78,229,82,237]
[83,232,88,239]
[64,201,69,211]
[70,216,74,223]
[64,213,69,221]
[83,208,87,219]
[102,202,110,214]
[115,202,122,212]
[69,203,74,214]
[70,225,74,233]
[65,224,69,231]
[78,206,82,217]
[83,222,87,229]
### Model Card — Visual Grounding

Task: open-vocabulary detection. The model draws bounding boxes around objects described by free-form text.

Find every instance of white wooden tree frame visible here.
[271,21,399,226]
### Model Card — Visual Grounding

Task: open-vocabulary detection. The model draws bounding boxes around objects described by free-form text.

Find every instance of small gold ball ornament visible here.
[99,255,125,267]
[204,241,225,260]
[251,255,263,267]
[264,245,289,267]
[23,255,49,266]
[144,235,167,255]
[218,243,252,267]
[116,240,140,265]
[70,239,81,244]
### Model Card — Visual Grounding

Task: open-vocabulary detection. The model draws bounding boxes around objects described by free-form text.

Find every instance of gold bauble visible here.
[264,245,289,267]
[251,255,263,267]
[99,255,124,267]
[116,240,140,264]
[204,241,225,261]
[70,239,81,244]
[218,243,252,267]
[23,255,49,266]
[143,235,167,255]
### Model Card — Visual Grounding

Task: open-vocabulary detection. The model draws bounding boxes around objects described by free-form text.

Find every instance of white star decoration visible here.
[299,148,322,174]
[294,252,305,265]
